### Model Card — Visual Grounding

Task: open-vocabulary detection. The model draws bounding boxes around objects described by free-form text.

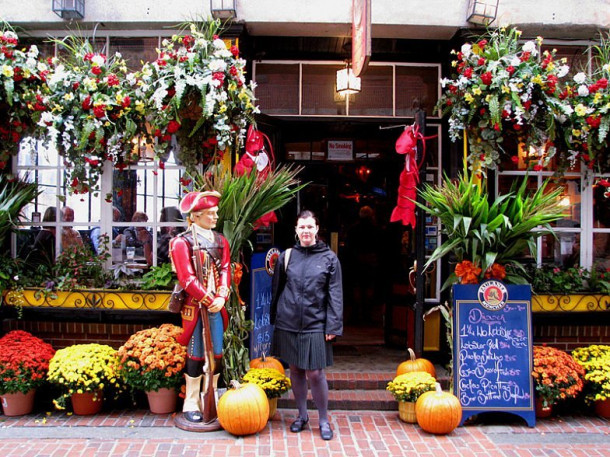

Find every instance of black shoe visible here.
[184,411,203,422]
[290,416,309,433]
[319,422,333,440]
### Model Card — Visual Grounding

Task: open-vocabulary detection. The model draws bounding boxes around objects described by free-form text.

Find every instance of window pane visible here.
[543,45,588,77]
[593,233,610,269]
[19,139,59,167]
[349,66,392,116]
[552,178,581,229]
[302,64,344,115]
[541,232,581,267]
[255,63,299,115]
[109,37,158,72]
[155,167,183,221]
[396,66,439,117]
[593,183,610,228]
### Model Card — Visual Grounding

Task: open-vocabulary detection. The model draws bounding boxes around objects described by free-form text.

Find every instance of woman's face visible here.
[296,216,318,247]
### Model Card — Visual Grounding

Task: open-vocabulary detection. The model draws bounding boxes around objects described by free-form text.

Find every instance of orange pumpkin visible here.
[396,348,436,378]
[249,353,285,374]
[217,380,269,436]
[415,383,462,435]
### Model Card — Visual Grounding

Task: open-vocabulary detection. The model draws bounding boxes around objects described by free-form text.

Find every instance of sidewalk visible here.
[1,407,608,457]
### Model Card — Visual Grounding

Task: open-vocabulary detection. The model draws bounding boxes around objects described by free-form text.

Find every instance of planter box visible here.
[3,288,172,311]
[532,294,610,313]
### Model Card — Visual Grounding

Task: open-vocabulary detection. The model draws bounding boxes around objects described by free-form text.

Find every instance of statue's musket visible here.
[191,226,218,424]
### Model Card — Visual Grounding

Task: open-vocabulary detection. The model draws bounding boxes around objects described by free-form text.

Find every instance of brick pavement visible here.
[0,408,608,457]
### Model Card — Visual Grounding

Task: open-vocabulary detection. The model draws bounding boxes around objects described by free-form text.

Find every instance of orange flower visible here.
[485,263,507,280]
[455,260,482,284]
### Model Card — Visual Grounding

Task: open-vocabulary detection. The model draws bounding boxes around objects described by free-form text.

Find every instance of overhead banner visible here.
[352,0,371,77]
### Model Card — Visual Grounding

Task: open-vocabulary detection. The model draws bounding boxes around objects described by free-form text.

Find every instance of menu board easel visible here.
[453,281,535,427]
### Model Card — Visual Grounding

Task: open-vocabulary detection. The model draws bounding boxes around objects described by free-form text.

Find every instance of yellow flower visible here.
[472,87,482,96]
[464,93,474,103]
[2,65,14,77]
[574,104,588,117]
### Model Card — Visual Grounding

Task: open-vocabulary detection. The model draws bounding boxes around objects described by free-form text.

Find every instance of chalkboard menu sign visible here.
[453,281,535,427]
[249,249,279,359]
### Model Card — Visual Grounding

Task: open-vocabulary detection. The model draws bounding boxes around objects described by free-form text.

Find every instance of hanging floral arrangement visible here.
[138,19,258,173]
[560,34,610,173]
[437,27,570,171]
[40,37,145,194]
[0,27,49,169]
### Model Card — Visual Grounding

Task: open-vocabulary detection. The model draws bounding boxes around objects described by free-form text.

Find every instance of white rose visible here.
[461,44,472,58]
[557,65,570,78]
[573,72,587,84]
[522,41,538,56]
[577,85,590,97]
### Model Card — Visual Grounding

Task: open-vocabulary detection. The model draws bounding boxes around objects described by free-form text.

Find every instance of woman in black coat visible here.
[270,210,343,440]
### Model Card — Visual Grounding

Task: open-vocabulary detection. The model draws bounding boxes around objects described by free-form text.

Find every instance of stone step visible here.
[278,389,398,411]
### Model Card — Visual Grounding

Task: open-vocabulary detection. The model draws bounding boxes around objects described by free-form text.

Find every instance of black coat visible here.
[270,241,343,336]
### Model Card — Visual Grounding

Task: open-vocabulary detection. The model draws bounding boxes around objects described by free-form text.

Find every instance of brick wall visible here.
[1,319,159,349]
[533,322,610,351]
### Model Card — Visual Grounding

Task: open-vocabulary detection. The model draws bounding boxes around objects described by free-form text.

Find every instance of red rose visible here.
[523,100,532,110]
[520,51,531,62]
[230,45,239,57]
[463,67,473,79]
[82,96,92,110]
[507,66,515,75]
[511,156,519,164]
[167,120,181,134]
[481,71,493,85]
[478,57,485,66]
[93,105,106,118]
[586,116,601,128]
[598,78,608,89]
[513,123,522,131]
[478,39,487,49]
[533,164,543,171]
[91,66,102,76]
[122,96,131,108]
[107,73,119,86]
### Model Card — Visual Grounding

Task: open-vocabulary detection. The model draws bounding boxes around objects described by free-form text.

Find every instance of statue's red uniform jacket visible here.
[170,231,231,357]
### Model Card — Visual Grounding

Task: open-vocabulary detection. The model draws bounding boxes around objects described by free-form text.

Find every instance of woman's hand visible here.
[325,334,336,342]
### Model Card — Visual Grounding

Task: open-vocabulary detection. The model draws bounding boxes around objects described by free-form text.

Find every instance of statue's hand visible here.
[208,297,225,313]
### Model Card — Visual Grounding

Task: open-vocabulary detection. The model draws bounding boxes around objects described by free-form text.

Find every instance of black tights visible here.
[289,365,329,425]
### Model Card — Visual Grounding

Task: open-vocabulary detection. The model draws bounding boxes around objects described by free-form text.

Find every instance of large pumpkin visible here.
[415,383,462,435]
[249,353,285,375]
[396,348,436,378]
[217,380,269,436]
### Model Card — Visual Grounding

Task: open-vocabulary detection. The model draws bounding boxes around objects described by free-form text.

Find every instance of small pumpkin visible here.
[396,348,436,378]
[415,383,462,435]
[249,353,285,375]
[217,380,269,436]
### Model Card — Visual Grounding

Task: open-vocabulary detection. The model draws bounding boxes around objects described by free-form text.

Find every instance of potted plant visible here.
[571,344,610,418]
[0,26,48,168]
[242,367,291,419]
[47,343,122,415]
[0,330,55,416]
[139,19,258,172]
[417,167,565,288]
[116,323,187,414]
[532,345,585,417]
[436,27,569,171]
[386,371,436,423]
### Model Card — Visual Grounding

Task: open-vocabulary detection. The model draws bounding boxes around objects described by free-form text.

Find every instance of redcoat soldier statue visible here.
[170,191,230,428]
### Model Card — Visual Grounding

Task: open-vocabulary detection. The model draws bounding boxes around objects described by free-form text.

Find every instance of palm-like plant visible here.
[417,168,565,288]
[0,174,40,249]
[192,162,305,384]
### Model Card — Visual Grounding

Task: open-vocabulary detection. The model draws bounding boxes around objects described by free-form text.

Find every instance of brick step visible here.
[326,372,395,390]
[278,389,398,411]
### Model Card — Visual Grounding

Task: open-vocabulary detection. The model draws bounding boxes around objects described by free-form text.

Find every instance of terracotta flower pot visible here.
[71,390,103,416]
[1,389,36,416]
[398,400,417,423]
[535,397,553,418]
[594,398,610,419]
[146,388,178,414]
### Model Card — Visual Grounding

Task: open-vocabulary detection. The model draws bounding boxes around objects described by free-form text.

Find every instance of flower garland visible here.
[117,324,187,392]
[0,27,48,169]
[47,343,122,409]
[532,345,585,408]
[139,20,258,172]
[386,371,436,402]
[572,344,610,403]
[438,27,570,171]
[41,38,145,194]
[0,330,55,394]
[242,367,291,399]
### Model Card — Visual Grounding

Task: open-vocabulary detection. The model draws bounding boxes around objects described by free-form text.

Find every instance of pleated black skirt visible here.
[271,329,334,370]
